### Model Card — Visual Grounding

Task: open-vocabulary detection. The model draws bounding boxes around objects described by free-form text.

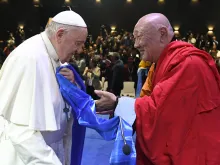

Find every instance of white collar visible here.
[41,32,59,62]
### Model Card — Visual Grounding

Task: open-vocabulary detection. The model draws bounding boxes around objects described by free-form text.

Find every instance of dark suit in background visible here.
[111,59,124,96]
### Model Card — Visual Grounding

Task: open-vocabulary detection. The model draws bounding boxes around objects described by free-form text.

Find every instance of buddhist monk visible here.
[95,13,220,165]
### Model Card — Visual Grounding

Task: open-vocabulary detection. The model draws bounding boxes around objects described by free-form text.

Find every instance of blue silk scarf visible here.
[56,65,136,165]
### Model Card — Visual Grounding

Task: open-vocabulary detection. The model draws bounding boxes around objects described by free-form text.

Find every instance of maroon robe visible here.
[135,41,220,165]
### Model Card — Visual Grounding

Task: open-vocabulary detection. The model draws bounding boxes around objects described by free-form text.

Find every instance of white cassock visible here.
[0,31,73,165]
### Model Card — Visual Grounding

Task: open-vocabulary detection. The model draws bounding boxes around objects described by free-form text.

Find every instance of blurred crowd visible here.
[175,31,219,60]
[0,25,220,99]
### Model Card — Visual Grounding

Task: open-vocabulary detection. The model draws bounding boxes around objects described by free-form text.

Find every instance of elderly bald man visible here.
[95,13,220,165]
[0,11,87,165]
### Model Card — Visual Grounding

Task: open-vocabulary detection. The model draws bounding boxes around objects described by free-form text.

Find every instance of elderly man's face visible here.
[133,23,161,62]
[57,27,87,63]
[133,19,171,63]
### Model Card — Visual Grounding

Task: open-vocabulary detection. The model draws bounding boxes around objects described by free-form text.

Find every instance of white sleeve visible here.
[7,123,62,165]
[63,114,74,165]
[114,97,136,126]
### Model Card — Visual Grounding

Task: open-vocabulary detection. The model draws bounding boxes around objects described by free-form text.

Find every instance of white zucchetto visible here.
[52,10,87,28]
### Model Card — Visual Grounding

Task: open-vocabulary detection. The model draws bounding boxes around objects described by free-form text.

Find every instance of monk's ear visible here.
[56,28,65,44]
[159,27,168,43]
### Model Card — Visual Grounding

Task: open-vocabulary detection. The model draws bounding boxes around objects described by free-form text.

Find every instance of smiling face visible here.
[133,24,157,62]
[55,27,88,63]
[133,13,174,63]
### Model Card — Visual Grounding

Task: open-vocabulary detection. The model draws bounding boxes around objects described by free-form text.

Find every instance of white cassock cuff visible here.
[114,97,136,126]
[7,123,62,165]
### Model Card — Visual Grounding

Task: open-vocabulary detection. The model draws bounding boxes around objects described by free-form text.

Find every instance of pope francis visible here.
[0,10,88,165]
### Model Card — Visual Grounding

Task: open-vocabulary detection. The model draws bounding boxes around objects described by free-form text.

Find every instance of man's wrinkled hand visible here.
[94,90,117,114]
[59,68,75,83]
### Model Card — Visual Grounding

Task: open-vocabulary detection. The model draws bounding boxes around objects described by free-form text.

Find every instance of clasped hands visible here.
[94,90,117,115]
[59,68,117,115]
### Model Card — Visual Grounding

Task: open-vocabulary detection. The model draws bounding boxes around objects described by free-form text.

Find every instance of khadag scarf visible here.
[56,65,136,165]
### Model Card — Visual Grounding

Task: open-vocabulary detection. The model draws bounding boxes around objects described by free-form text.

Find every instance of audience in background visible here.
[83,58,101,100]
[0,26,219,99]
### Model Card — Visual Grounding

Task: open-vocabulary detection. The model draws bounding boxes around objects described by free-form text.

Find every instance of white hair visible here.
[45,21,79,38]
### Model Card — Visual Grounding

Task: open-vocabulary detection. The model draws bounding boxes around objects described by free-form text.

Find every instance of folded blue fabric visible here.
[56,65,136,165]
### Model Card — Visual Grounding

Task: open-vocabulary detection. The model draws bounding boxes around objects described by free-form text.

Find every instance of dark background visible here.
[0,0,220,40]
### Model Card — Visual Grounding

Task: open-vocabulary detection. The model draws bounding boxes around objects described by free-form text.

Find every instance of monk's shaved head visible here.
[133,13,174,62]
[134,13,173,34]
